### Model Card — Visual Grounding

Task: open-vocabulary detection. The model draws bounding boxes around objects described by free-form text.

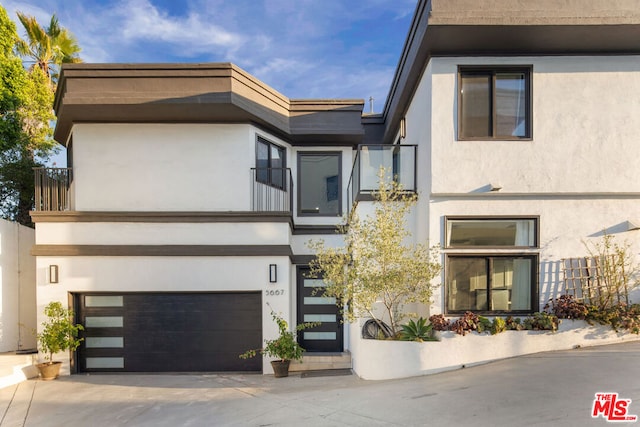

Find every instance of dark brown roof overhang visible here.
[54,63,365,147]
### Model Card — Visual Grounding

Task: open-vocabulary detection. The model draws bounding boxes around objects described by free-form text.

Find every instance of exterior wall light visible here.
[269,264,277,283]
[400,117,406,139]
[489,183,502,192]
[49,265,59,284]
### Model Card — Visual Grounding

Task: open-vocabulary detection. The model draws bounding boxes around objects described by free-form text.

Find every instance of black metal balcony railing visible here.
[34,167,72,211]
[251,168,293,213]
[347,144,417,206]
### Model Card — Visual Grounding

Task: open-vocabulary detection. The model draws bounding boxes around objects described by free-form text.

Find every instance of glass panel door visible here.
[297,267,343,352]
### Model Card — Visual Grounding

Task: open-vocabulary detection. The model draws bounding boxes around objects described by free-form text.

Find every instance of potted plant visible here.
[240,307,318,377]
[36,301,84,380]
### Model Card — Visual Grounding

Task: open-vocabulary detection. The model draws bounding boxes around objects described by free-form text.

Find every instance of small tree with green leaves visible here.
[240,305,318,362]
[308,168,441,335]
[583,233,639,309]
[38,301,83,364]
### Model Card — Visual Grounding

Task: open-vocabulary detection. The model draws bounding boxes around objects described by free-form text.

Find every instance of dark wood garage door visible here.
[75,292,262,373]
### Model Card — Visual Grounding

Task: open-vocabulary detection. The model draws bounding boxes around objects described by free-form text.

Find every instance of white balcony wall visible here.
[72,124,291,211]
[35,222,291,245]
[429,56,640,194]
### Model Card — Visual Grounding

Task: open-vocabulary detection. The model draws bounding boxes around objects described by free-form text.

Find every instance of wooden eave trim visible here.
[291,255,316,265]
[292,225,345,235]
[31,244,293,257]
[30,211,294,224]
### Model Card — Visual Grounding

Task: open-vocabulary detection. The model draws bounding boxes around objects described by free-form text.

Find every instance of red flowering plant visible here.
[240,306,319,362]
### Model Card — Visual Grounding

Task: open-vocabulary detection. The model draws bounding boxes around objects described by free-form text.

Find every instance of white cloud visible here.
[1,0,417,108]
[117,0,244,53]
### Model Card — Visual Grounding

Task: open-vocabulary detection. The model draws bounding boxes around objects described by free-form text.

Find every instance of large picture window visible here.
[256,136,286,189]
[447,255,537,313]
[445,217,538,314]
[298,152,341,216]
[458,66,532,140]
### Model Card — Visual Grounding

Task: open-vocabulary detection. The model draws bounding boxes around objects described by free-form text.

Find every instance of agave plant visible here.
[398,317,437,342]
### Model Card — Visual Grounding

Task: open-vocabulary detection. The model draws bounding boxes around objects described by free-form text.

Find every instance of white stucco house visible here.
[31,0,640,377]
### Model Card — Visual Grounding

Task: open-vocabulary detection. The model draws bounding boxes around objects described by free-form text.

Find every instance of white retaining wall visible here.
[350,320,640,380]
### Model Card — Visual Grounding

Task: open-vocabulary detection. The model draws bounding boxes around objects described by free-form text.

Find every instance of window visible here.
[256,136,286,189]
[298,152,341,216]
[458,67,531,140]
[447,256,537,313]
[446,218,537,248]
[445,217,538,314]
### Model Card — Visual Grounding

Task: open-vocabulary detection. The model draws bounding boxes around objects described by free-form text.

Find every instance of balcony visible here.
[34,167,293,215]
[347,144,417,206]
[33,168,72,212]
[251,168,293,213]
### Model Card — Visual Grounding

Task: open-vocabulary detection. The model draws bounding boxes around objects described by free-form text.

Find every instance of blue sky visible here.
[3,0,417,110]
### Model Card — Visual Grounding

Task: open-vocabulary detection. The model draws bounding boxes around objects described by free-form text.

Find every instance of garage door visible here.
[75,292,262,372]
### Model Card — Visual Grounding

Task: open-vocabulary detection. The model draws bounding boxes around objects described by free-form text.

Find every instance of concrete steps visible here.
[0,352,39,390]
[288,352,351,373]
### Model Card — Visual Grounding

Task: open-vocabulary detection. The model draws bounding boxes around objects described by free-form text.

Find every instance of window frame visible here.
[445,216,540,249]
[255,136,286,190]
[457,65,533,141]
[297,151,342,217]
[444,216,539,315]
[445,253,539,315]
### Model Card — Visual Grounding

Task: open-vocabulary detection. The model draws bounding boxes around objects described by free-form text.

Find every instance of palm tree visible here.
[15,12,81,83]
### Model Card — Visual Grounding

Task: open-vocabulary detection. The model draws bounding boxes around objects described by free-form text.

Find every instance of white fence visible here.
[0,219,36,352]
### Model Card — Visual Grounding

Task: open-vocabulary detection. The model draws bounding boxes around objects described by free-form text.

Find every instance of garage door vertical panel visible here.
[77,294,126,372]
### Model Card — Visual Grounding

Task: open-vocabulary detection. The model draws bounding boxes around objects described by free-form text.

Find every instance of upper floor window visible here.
[458,66,532,140]
[256,136,286,189]
[298,152,341,216]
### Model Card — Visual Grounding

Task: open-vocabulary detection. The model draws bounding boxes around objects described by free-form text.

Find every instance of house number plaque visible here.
[265,289,285,296]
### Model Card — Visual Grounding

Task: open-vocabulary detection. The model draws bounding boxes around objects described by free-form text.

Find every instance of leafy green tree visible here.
[15,12,81,83]
[309,169,441,335]
[0,6,55,225]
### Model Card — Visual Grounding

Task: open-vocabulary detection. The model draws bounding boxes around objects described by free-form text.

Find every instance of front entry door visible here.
[297,267,343,352]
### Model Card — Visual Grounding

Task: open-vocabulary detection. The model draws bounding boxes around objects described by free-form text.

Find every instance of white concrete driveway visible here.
[1,341,639,426]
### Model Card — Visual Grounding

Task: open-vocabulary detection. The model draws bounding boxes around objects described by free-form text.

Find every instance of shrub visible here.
[505,316,524,330]
[544,295,588,319]
[476,316,492,334]
[523,312,559,331]
[429,314,450,331]
[586,303,640,334]
[491,317,507,335]
[450,311,480,336]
